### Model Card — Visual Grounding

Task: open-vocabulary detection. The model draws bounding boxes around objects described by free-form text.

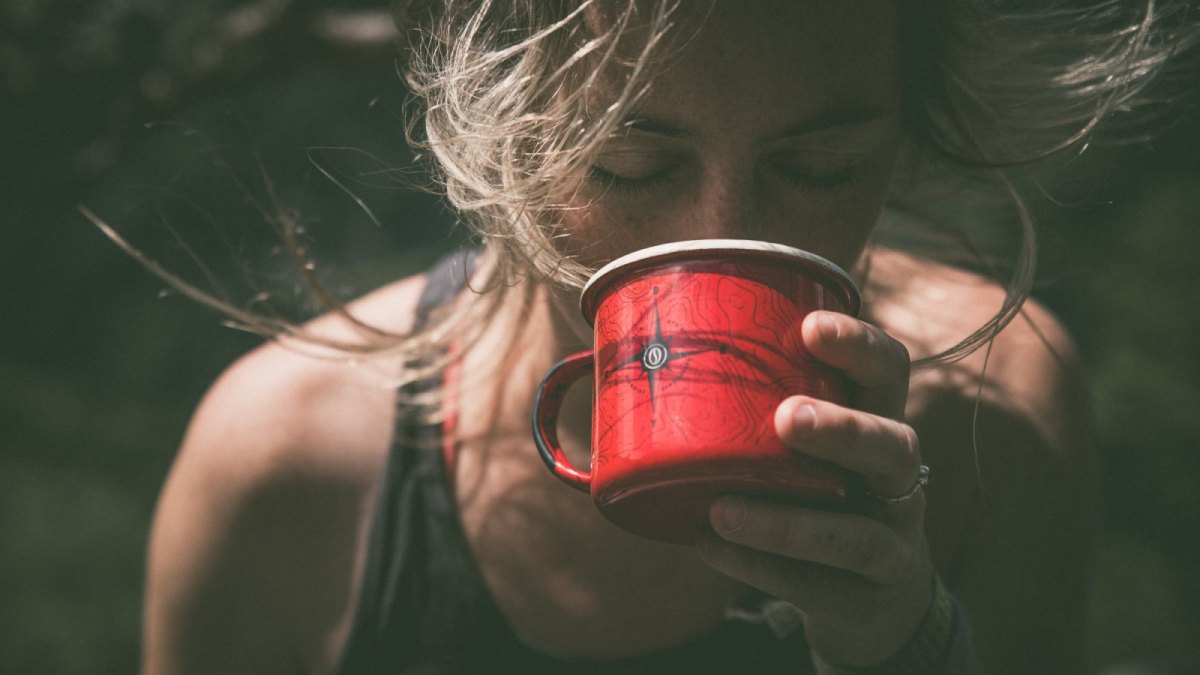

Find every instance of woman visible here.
[136,1,1194,673]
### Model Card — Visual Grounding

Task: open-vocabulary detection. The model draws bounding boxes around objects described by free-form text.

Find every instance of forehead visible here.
[592,0,901,132]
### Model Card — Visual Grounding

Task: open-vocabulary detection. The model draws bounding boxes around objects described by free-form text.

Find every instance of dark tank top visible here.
[331,251,816,674]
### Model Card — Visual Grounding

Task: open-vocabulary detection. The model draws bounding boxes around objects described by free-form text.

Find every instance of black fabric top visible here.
[331,251,816,675]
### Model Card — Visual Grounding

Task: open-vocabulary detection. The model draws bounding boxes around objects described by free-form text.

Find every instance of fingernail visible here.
[794,403,817,432]
[715,497,746,533]
[818,313,840,341]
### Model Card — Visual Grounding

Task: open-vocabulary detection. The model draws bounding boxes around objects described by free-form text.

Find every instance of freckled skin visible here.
[562,1,903,271]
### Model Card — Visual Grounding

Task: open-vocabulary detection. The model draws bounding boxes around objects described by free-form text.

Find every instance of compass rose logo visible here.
[641,341,670,370]
[606,299,727,421]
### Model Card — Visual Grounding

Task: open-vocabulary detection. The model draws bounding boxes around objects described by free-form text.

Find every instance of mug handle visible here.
[531,350,593,492]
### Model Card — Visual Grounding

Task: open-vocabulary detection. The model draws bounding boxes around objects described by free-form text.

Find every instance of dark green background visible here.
[2,3,1198,673]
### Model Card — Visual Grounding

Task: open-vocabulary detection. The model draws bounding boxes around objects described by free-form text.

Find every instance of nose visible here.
[690,166,761,240]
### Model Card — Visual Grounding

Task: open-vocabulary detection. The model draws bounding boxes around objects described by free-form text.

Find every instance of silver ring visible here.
[867,465,931,504]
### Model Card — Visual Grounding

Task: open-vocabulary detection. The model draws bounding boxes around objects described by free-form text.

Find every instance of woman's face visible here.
[562,0,904,271]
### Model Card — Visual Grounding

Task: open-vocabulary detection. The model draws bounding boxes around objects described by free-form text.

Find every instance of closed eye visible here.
[767,163,861,191]
[588,165,677,195]
[764,147,862,192]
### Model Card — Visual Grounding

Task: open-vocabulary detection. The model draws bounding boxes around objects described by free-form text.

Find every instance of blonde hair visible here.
[96,0,1198,388]
[897,0,1196,363]
[400,0,1196,370]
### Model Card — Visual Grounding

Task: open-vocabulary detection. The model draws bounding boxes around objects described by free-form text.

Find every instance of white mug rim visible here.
[580,239,861,323]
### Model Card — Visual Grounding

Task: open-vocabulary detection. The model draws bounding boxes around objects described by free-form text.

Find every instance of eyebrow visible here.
[618,104,888,140]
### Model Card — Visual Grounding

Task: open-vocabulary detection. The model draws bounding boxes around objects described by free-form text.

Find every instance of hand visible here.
[696,310,936,668]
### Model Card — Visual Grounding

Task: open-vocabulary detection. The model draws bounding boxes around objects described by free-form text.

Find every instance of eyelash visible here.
[772,165,861,192]
[589,167,675,196]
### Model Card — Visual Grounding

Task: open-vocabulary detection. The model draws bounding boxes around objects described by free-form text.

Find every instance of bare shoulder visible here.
[865,248,1095,673]
[864,247,1088,455]
[142,273,428,675]
[178,271,432,486]
[167,272,430,505]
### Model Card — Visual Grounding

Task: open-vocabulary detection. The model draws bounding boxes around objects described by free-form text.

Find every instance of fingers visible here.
[715,315,929,665]
[696,525,933,667]
[696,530,864,621]
[775,396,923,502]
[802,311,910,419]
[696,497,936,666]
[705,497,910,584]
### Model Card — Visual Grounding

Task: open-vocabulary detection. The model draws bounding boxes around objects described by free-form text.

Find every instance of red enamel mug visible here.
[532,240,863,545]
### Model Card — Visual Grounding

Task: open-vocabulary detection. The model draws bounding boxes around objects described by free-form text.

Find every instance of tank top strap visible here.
[414,249,478,322]
[413,249,477,489]
[331,249,510,674]
[333,249,816,674]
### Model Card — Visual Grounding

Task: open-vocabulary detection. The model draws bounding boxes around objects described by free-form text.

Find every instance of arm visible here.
[141,351,389,675]
[913,316,1095,674]
[141,276,425,675]
[940,406,1093,674]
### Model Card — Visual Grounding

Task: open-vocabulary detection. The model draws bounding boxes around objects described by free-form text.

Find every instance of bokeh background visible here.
[2,2,1198,674]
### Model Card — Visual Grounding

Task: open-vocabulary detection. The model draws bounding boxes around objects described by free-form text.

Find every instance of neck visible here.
[545,280,595,356]
[450,278,750,660]
[453,279,593,447]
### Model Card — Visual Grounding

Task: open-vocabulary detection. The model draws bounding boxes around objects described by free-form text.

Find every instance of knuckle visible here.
[862,325,890,360]
[859,327,909,384]
[878,422,920,478]
[837,407,866,445]
[872,421,905,473]
[888,335,912,371]
[854,320,874,347]
[898,423,921,467]
[877,337,911,387]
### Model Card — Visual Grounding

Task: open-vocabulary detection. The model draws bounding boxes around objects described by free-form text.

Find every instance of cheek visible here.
[752,156,899,268]
[556,190,692,267]
[790,151,900,268]
[557,141,901,270]
[759,202,874,272]
[555,201,643,268]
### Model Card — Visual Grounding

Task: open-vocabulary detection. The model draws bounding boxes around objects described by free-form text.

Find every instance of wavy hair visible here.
[393,0,1197,372]
[96,0,1198,392]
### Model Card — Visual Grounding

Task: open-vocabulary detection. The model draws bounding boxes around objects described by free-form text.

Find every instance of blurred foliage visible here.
[1041,164,1200,671]
[2,2,1198,675]
[2,3,457,674]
